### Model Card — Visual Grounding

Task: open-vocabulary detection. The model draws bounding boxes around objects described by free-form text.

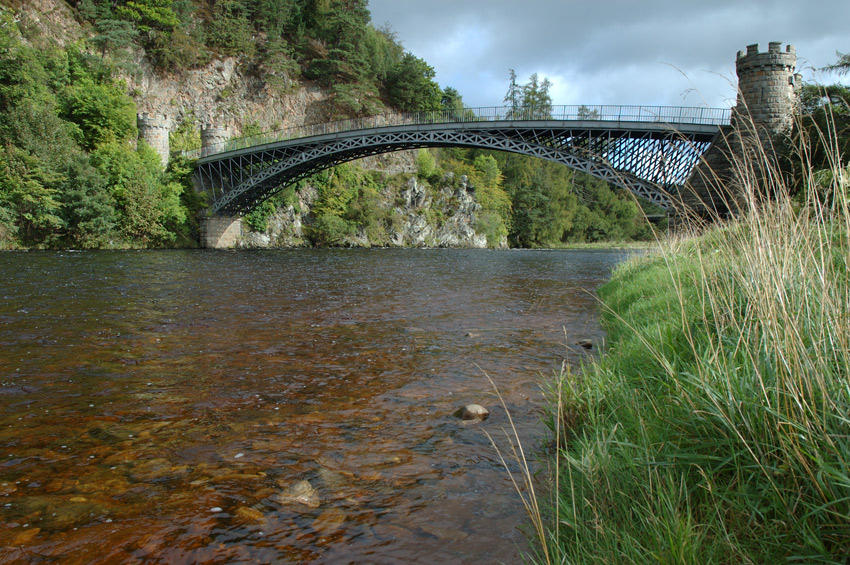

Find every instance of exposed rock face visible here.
[240,172,497,249]
[127,58,331,138]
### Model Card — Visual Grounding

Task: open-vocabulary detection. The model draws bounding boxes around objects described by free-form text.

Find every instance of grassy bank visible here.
[529,128,850,562]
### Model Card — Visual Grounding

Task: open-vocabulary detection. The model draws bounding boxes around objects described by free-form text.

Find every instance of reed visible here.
[530,110,850,562]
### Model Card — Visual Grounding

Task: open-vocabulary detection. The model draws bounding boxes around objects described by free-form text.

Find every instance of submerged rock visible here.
[453,404,490,421]
[234,506,265,523]
[575,339,593,350]
[276,480,320,508]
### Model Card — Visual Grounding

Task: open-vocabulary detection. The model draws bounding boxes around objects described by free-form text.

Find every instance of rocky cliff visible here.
[242,171,493,249]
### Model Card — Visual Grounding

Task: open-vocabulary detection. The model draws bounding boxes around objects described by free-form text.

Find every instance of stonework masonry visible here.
[201,125,230,157]
[200,216,243,248]
[735,42,799,135]
[137,113,171,165]
[682,42,799,217]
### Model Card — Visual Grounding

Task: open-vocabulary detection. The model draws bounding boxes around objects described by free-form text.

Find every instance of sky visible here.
[367,0,850,110]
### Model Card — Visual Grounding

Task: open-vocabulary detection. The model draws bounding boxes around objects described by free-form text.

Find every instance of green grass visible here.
[525,117,850,563]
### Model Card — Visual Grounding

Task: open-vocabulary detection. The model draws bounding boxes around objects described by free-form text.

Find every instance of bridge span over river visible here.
[189,105,730,217]
[148,42,799,247]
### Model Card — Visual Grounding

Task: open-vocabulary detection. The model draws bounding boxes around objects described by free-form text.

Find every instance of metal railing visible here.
[186,104,732,160]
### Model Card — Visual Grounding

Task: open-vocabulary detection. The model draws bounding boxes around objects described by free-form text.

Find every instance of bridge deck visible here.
[191,105,732,216]
[189,105,731,161]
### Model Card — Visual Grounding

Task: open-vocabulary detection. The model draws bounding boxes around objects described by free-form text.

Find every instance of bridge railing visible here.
[187,104,732,159]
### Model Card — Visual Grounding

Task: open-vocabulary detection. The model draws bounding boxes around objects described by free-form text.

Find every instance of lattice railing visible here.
[186,105,732,160]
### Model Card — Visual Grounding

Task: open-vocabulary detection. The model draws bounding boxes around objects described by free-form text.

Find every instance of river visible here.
[0,248,628,563]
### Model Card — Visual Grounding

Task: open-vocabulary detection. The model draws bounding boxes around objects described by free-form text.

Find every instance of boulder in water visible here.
[453,404,489,421]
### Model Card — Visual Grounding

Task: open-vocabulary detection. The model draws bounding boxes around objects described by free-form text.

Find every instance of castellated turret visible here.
[734,42,799,135]
[201,124,229,157]
[681,42,801,218]
[136,113,172,165]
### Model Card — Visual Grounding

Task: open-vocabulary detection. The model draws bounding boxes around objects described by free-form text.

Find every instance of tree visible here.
[207,0,256,57]
[504,69,522,117]
[91,17,138,59]
[115,0,180,34]
[58,152,117,248]
[385,52,442,111]
[522,73,552,119]
[0,145,64,244]
[305,0,372,86]
[577,104,600,120]
[824,51,850,75]
[60,78,137,150]
[504,70,553,119]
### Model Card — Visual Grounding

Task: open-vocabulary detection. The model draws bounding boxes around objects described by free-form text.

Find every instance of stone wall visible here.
[734,42,799,135]
[200,217,243,249]
[201,125,230,157]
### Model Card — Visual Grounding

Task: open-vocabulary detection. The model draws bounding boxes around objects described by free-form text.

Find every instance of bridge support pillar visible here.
[200,216,243,248]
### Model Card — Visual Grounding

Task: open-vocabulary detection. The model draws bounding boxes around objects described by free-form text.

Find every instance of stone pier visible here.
[198,123,239,248]
[200,216,243,248]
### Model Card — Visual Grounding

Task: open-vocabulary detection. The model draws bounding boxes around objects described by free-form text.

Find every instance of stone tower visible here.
[137,113,171,165]
[681,42,799,217]
[734,42,799,139]
[201,124,229,157]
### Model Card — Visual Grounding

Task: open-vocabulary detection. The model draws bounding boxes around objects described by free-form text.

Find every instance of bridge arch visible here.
[192,106,729,216]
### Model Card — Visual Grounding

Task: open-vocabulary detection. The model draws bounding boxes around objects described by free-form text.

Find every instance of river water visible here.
[0,249,628,563]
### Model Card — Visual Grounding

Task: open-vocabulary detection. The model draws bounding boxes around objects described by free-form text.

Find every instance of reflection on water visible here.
[0,248,628,563]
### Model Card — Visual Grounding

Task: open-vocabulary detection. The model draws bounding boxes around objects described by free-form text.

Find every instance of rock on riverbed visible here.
[453,404,490,421]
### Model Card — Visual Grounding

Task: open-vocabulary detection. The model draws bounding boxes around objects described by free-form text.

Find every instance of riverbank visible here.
[533,181,850,560]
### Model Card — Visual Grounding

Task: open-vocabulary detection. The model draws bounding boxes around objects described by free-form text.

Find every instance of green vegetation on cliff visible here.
[0,9,198,248]
[72,0,443,116]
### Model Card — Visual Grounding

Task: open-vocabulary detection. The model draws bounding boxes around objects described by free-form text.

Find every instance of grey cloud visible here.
[368,0,850,108]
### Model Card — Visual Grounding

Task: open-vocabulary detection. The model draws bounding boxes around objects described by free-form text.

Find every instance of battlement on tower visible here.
[137,113,171,130]
[736,42,797,73]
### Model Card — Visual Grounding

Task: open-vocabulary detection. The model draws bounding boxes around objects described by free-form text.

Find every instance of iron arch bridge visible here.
[190,105,731,216]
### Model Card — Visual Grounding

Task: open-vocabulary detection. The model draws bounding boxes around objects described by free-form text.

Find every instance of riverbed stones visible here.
[453,404,490,421]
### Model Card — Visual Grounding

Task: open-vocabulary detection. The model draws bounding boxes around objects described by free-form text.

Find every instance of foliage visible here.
[385,52,442,111]
[0,144,64,245]
[504,70,553,119]
[0,10,196,248]
[207,0,255,58]
[261,38,300,94]
[416,148,437,180]
[824,50,850,75]
[782,83,850,205]
[60,75,137,150]
[168,113,201,154]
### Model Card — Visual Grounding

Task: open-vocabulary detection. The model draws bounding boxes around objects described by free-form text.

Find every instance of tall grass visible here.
[530,113,850,562]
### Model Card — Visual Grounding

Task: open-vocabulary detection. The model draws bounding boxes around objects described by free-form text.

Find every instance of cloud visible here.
[368,0,850,108]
